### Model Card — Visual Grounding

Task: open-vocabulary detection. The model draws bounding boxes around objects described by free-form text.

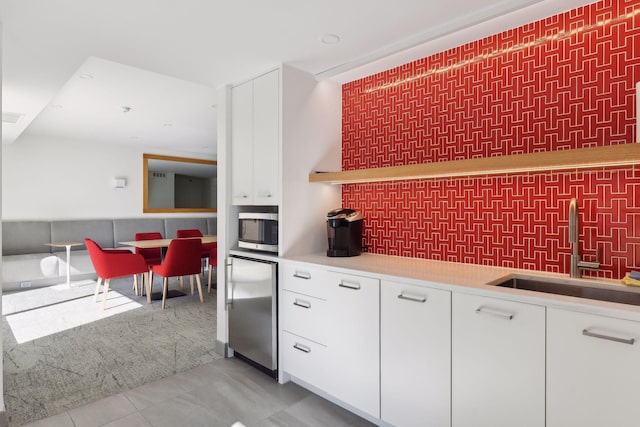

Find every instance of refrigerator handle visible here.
[225,257,234,310]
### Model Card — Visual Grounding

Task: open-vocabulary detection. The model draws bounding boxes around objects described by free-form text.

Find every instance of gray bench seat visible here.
[2,217,216,292]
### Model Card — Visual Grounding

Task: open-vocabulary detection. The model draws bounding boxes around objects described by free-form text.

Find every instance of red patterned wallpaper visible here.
[342,0,640,278]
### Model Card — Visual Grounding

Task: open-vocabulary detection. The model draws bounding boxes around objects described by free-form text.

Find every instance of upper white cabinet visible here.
[381,280,451,427]
[452,293,545,427]
[230,69,279,205]
[547,308,640,427]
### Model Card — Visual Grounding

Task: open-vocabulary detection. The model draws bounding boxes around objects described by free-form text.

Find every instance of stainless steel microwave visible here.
[238,212,279,253]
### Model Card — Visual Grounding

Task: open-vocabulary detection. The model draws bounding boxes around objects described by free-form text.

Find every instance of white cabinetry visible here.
[281,263,380,418]
[231,69,279,205]
[281,264,331,391]
[325,271,380,418]
[381,280,451,427]
[547,308,640,427]
[452,293,545,427]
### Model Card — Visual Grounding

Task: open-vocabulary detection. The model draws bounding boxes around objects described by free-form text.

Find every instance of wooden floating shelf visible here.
[309,144,640,184]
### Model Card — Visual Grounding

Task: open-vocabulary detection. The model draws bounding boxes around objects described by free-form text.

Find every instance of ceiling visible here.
[1,0,595,157]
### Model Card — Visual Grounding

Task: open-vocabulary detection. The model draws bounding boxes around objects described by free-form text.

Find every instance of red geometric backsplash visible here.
[342,0,640,278]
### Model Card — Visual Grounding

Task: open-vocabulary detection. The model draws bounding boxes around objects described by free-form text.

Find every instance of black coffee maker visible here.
[326,208,364,257]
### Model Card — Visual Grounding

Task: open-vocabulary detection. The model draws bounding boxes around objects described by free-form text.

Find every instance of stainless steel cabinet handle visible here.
[293,343,311,353]
[225,258,234,310]
[339,280,361,290]
[398,292,427,303]
[475,306,515,320]
[293,272,311,280]
[582,328,635,345]
[293,299,311,309]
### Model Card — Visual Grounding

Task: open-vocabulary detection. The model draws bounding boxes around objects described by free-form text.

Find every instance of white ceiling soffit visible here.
[23,57,217,155]
[323,0,598,83]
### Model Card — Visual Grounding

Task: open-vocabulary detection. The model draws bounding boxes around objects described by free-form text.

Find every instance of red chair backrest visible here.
[135,232,163,263]
[159,238,203,277]
[177,229,213,256]
[85,238,148,279]
[176,229,203,238]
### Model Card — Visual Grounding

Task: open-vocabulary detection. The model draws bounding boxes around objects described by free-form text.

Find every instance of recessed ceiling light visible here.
[163,123,173,127]
[78,73,94,79]
[320,33,341,44]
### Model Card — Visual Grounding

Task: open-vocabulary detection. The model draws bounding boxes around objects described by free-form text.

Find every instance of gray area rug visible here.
[2,276,220,426]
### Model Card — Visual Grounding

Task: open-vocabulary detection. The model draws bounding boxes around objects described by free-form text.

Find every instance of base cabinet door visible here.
[381,280,451,427]
[547,308,640,427]
[452,293,545,427]
[325,272,380,419]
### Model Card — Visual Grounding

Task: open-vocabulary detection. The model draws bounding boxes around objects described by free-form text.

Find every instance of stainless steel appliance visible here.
[326,208,364,257]
[226,255,278,377]
[238,212,278,253]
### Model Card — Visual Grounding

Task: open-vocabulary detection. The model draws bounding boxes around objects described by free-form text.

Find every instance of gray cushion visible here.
[163,218,209,238]
[3,253,59,281]
[2,221,52,255]
[206,217,217,235]
[50,220,114,251]
[113,218,166,247]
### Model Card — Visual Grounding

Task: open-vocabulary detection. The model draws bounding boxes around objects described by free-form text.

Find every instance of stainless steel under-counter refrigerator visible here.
[226,255,278,377]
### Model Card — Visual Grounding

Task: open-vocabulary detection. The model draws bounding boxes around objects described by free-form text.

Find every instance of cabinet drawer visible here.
[282,332,329,391]
[281,291,329,344]
[281,263,330,299]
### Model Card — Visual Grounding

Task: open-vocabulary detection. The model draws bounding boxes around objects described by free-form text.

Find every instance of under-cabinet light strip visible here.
[309,144,640,184]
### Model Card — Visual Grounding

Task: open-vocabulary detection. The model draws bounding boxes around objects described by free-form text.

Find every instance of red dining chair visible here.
[85,238,149,310]
[176,229,215,272]
[134,232,163,294]
[207,244,218,294]
[151,238,204,309]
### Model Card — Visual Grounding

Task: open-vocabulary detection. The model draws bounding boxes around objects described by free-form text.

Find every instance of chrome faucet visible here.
[568,197,600,278]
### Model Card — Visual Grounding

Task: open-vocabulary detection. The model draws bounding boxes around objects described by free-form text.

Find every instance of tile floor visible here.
[22,357,375,427]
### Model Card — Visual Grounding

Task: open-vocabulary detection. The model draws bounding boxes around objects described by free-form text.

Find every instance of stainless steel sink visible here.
[494,276,640,306]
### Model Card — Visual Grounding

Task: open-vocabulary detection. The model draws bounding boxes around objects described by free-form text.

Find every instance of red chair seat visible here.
[85,238,149,310]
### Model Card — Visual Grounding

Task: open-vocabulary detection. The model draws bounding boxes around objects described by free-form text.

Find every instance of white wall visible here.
[2,134,215,220]
[281,64,341,257]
